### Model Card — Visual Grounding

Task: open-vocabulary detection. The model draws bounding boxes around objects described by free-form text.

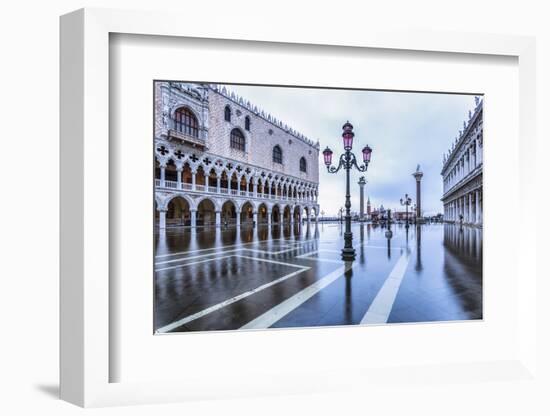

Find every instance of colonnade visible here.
[444,188,482,225]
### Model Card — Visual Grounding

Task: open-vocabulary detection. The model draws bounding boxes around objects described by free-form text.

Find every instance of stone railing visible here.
[155,180,317,203]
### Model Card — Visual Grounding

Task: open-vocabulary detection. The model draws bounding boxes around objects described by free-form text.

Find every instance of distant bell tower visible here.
[367,196,372,216]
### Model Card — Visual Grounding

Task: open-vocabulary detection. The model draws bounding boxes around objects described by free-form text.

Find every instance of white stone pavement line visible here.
[155,240,317,266]
[240,262,355,330]
[155,237,309,259]
[294,257,344,264]
[156,249,240,265]
[156,255,236,272]
[295,250,345,264]
[359,248,413,325]
[156,260,310,333]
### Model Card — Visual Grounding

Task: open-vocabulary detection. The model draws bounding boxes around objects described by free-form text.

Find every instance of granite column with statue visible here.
[358,176,366,221]
[412,165,424,222]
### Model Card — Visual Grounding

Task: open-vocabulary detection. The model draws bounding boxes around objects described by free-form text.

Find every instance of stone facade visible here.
[441,97,483,226]
[154,81,320,228]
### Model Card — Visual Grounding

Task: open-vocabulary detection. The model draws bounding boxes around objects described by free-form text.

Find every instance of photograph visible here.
[153,81,483,333]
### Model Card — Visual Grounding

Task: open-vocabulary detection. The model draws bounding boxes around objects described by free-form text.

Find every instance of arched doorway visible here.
[293,206,301,223]
[283,205,291,223]
[221,200,237,226]
[207,168,217,190]
[166,196,190,226]
[240,201,254,226]
[195,165,206,191]
[258,203,268,224]
[257,178,264,197]
[310,206,317,221]
[181,162,192,189]
[155,160,162,181]
[302,206,310,223]
[165,159,178,187]
[197,198,216,226]
[272,205,281,224]
[239,175,248,196]
[229,172,239,195]
[220,171,229,194]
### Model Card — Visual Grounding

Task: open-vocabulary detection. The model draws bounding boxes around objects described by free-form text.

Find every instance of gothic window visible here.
[174,107,199,137]
[230,128,245,151]
[245,116,251,131]
[224,105,231,122]
[300,157,307,173]
[272,145,283,164]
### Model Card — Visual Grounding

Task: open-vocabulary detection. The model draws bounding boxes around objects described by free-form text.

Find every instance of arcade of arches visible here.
[156,196,318,229]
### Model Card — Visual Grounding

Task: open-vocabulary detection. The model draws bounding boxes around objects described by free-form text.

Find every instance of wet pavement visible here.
[154,222,482,333]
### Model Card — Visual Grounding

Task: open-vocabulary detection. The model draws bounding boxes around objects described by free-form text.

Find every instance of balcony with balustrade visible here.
[154,178,318,204]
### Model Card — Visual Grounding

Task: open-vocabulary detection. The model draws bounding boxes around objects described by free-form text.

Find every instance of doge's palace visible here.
[154,82,320,229]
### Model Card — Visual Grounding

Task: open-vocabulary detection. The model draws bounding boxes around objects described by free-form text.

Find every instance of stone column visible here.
[236,211,241,228]
[253,182,258,198]
[454,200,457,222]
[475,190,480,224]
[160,164,166,187]
[237,180,241,194]
[191,171,196,191]
[158,209,167,230]
[358,176,366,221]
[477,137,483,165]
[252,211,258,227]
[176,168,182,189]
[205,177,209,193]
[190,210,197,228]
[215,210,221,227]
[267,209,272,226]
[216,176,221,194]
[412,166,423,221]
[468,193,473,223]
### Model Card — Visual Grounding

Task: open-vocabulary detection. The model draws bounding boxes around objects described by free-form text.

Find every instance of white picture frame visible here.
[60,8,538,407]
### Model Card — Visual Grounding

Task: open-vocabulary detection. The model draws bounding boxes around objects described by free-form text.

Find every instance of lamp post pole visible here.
[323,121,373,262]
[400,193,412,229]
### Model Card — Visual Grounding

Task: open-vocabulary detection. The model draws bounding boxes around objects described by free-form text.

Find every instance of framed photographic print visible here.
[60,8,538,408]
[152,81,483,334]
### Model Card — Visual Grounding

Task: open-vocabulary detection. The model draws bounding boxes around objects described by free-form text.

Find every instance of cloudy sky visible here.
[224,84,477,217]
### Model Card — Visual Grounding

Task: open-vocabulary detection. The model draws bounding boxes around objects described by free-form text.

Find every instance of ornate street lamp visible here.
[324,121,373,261]
[400,193,412,229]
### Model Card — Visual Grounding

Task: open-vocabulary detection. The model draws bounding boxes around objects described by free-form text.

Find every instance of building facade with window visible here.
[441,97,483,226]
[154,81,320,229]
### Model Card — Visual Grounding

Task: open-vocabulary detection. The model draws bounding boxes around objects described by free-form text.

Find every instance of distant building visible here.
[441,97,483,226]
[370,204,387,222]
[393,211,415,221]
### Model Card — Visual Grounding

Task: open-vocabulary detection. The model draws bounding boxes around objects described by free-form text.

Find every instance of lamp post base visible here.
[341,247,356,262]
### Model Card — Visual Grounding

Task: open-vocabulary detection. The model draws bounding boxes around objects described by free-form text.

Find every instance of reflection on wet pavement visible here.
[154,222,482,333]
